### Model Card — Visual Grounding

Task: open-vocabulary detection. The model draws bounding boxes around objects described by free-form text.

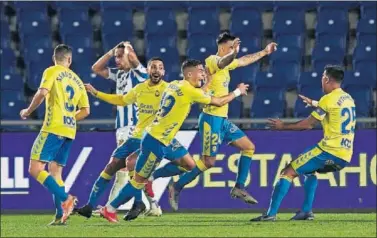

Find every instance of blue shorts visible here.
[112,138,141,159]
[135,133,188,178]
[30,132,73,167]
[291,145,349,175]
[199,112,245,156]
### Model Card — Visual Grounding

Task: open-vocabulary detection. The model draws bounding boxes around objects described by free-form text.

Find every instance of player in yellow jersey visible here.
[99,59,249,222]
[251,65,356,221]
[74,57,193,221]
[20,44,90,225]
[168,32,278,209]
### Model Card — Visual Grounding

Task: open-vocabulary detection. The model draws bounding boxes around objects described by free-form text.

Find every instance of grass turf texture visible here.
[1,213,376,237]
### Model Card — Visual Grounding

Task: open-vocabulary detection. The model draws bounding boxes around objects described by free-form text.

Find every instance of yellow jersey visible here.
[97,79,168,139]
[203,55,239,117]
[40,65,89,139]
[311,88,356,162]
[147,80,212,145]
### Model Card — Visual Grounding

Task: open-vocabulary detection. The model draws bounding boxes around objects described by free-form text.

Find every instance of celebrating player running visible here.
[99,59,249,222]
[168,32,277,210]
[21,44,90,225]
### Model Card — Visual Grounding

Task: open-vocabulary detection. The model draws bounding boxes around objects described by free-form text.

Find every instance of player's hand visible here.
[122,41,134,54]
[233,38,241,54]
[237,83,249,96]
[298,94,314,108]
[84,83,98,96]
[20,109,31,120]
[265,42,278,55]
[268,118,284,130]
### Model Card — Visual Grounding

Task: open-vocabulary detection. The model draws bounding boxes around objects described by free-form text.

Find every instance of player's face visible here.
[114,48,130,70]
[321,71,331,93]
[148,60,165,84]
[188,64,205,88]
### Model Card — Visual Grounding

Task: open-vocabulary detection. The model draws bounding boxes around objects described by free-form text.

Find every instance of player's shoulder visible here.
[43,65,60,75]
[205,54,219,62]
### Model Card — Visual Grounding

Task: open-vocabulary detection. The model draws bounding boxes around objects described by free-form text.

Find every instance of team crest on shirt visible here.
[155,90,160,97]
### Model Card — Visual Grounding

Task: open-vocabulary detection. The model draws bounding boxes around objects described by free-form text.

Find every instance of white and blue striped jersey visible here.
[108,64,148,129]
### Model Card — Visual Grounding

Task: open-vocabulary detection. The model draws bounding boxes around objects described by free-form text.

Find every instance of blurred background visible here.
[1,1,376,131]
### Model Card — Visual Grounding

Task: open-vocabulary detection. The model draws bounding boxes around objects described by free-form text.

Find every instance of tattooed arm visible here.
[237,42,277,67]
[217,38,241,69]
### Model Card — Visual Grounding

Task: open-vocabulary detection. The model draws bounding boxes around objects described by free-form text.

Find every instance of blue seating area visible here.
[1,1,376,127]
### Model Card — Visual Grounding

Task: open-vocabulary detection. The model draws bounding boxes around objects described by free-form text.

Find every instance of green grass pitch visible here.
[1,213,376,237]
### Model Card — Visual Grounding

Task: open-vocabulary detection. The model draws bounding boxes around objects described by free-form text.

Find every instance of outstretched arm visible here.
[237,42,277,67]
[85,83,134,107]
[268,116,320,131]
[209,83,249,107]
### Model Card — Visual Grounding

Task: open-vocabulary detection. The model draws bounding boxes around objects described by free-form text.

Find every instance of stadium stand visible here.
[0,1,376,130]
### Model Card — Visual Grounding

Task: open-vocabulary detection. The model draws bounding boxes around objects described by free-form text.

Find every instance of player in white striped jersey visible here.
[91,42,160,214]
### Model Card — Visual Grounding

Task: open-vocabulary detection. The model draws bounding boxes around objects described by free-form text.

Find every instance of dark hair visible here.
[181,59,202,73]
[53,44,72,62]
[324,65,344,83]
[216,31,236,45]
[147,57,164,67]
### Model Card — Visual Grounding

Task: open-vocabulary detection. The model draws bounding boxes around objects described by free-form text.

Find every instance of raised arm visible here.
[237,42,277,67]
[125,43,140,69]
[91,42,125,79]
[216,38,241,69]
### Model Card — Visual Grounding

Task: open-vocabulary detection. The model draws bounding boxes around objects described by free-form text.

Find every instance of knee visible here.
[203,156,216,168]
[28,160,44,177]
[48,163,61,178]
[241,142,255,157]
[280,164,298,179]
[126,157,136,171]
[105,158,122,175]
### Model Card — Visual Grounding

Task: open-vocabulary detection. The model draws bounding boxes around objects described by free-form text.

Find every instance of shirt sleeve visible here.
[39,68,55,91]
[311,96,328,121]
[205,55,220,75]
[132,63,148,81]
[188,87,212,105]
[121,87,137,105]
[78,90,90,109]
[227,59,239,71]
[107,68,118,82]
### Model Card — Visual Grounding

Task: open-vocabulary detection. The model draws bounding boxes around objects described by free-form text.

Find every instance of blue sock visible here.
[152,162,188,179]
[110,181,142,208]
[235,154,253,189]
[37,171,68,202]
[88,171,113,208]
[53,183,65,219]
[267,177,292,216]
[174,160,207,192]
[302,174,318,213]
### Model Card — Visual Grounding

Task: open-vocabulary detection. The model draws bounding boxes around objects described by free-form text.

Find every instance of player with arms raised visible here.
[90,42,161,215]
[251,65,356,221]
[20,44,90,225]
[168,32,277,210]
[99,59,249,222]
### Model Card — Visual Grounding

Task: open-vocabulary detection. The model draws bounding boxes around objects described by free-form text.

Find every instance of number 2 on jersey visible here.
[65,85,75,112]
[341,107,356,134]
